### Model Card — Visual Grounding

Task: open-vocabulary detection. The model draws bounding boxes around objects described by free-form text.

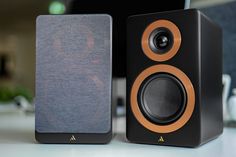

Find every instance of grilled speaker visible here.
[35,15,112,144]
[126,9,223,147]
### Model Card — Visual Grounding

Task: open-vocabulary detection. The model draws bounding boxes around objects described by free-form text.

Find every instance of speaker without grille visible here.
[126,9,223,147]
[35,15,112,144]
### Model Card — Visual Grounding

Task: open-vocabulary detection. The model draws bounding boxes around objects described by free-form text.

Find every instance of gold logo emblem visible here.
[158,136,164,143]
[69,135,76,142]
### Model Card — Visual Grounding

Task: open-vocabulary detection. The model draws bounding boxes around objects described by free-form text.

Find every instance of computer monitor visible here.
[68,0,190,77]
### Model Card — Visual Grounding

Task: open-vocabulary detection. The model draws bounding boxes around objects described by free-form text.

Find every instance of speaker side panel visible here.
[200,12,223,144]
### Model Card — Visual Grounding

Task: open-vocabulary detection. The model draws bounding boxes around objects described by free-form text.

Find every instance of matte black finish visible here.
[35,131,112,144]
[126,9,223,147]
[69,0,188,77]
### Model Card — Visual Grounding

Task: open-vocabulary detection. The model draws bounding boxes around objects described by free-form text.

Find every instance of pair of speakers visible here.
[35,9,223,147]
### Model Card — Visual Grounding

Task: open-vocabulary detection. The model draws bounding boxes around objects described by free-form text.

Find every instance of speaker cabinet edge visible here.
[35,130,112,144]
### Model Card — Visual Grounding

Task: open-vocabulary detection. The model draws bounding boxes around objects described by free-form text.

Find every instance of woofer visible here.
[138,73,186,125]
[130,64,195,133]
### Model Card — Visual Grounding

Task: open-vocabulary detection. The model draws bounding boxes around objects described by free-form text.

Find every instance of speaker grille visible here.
[36,15,112,133]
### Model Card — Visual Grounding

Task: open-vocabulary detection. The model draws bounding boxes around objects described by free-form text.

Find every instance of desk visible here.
[0,113,235,157]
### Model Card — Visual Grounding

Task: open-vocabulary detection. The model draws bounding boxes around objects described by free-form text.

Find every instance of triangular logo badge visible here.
[158,136,164,143]
[69,135,76,142]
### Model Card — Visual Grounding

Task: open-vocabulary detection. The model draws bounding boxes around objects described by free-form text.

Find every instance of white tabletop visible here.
[0,113,235,157]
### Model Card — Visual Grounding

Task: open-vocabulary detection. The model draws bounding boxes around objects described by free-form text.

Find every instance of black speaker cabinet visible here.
[126,9,223,147]
[35,15,112,144]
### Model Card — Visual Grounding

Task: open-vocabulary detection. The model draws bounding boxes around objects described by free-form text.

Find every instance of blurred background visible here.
[1,0,236,143]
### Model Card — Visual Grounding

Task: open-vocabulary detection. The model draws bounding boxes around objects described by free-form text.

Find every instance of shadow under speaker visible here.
[126,9,223,147]
[35,15,112,144]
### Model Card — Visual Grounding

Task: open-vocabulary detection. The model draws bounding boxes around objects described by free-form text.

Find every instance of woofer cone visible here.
[130,65,195,133]
[138,73,187,125]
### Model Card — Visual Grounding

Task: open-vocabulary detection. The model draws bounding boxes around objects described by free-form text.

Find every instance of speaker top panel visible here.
[36,15,112,134]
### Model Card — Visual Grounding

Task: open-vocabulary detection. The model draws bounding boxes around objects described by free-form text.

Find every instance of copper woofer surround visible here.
[130,64,195,133]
